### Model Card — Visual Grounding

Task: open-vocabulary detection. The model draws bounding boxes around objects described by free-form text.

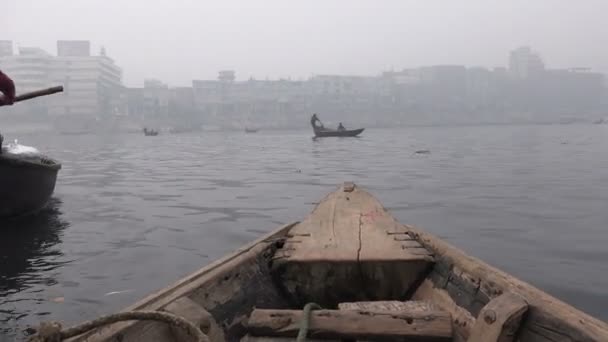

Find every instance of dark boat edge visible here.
[0,152,61,217]
[313,127,365,137]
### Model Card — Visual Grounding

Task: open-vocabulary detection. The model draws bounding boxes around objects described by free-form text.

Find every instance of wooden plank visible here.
[246,308,453,342]
[358,199,426,261]
[467,293,528,342]
[240,335,335,342]
[163,297,225,342]
[406,223,608,342]
[338,300,440,312]
[412,279,475,342]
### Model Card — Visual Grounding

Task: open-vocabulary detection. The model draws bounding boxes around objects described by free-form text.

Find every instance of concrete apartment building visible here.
[50,40,123,117]
[0,40,12,57]
[0,44,55,116]
[0,40,123,120]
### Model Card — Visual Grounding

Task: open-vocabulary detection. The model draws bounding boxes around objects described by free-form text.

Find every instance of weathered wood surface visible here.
[406,223,608,342]
[240,336,335,342]
[274,183,433,305]
[246,308,453,341]
[338,300,440,312]
[164,297,225,342]
[279,183,432,262]
[65,222,297,342]
[413,279,475,342]
[467,292,528,342]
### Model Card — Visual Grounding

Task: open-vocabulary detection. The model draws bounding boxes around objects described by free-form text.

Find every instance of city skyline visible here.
[4,0,608,86]
[1,39,605,89]
[2,39,605,133]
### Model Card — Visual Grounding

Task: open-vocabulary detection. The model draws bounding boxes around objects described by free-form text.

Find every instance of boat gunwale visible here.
[66,221,298,341]
[405,223,608,341]
[313,127,365,137]
[0,153,62,171]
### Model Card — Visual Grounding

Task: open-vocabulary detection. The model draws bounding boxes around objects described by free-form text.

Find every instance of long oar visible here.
[0,86,64,106]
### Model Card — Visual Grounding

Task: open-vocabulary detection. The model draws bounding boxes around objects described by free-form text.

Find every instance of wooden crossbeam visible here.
[246,308,452,342]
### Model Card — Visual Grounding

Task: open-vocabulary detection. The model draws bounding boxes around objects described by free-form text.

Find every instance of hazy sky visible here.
[4,0,607,87]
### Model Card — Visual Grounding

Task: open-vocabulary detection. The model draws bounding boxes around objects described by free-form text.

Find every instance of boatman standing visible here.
[310,113,324,129]
[0,69,16,152]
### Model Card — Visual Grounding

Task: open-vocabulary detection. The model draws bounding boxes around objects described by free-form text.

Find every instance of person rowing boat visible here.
[310,113,324,129]
[0,70,16,152]
[0,69,15,106]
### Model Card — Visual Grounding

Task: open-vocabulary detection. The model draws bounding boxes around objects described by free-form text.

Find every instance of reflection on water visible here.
[0,198,70,336]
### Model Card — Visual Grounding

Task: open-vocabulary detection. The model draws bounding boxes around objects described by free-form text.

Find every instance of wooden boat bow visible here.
[27,182,608,342]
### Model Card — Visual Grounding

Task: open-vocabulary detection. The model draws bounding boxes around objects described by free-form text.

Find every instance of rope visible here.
[28,310,209,342]
[296,303,322,342]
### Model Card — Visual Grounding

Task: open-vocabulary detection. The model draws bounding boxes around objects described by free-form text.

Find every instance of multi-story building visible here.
[0,44,55,116]
[143,78,169,118]
[0,40,123,119]
[1,46,53,94]
[509,46,545,79]
[0,40,13,57]
[49,41,123,117]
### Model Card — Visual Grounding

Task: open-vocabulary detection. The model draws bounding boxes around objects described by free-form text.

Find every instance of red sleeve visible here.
[0,70,16,101]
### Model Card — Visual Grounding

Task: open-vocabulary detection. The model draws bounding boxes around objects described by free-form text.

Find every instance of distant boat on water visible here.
[310,113,364,137]
[245,127,259,133]
[143,128,159,136]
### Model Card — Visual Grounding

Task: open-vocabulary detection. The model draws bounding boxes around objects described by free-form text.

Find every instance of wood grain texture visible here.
[467,292,528,342]
[247,308,452,341]
[273,183,433,306]
[406,223,608,342]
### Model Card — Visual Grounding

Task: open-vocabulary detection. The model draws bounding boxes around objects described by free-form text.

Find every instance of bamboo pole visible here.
[0,86,64,106]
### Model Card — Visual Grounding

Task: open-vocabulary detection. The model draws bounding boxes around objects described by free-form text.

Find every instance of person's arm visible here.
[0,70,16,106]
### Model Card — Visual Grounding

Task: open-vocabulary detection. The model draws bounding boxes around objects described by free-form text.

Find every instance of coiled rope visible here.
[28,310,208,342]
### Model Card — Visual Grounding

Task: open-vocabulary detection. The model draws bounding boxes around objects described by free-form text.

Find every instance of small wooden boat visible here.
[313,126,364,137]
[143,128,159,136]
[310,114,364,137]
[34,182,608,342]
[0,150,61,217]
[0,86,64,218]
[244,127,259,133]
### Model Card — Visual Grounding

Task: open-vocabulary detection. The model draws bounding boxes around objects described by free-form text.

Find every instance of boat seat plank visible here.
[246,308,453,342]
[467,292,528,342]
[338,300,441,313]
[240,336,336,342]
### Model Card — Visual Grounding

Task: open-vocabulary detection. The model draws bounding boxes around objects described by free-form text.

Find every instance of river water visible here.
[1,124,608,338]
